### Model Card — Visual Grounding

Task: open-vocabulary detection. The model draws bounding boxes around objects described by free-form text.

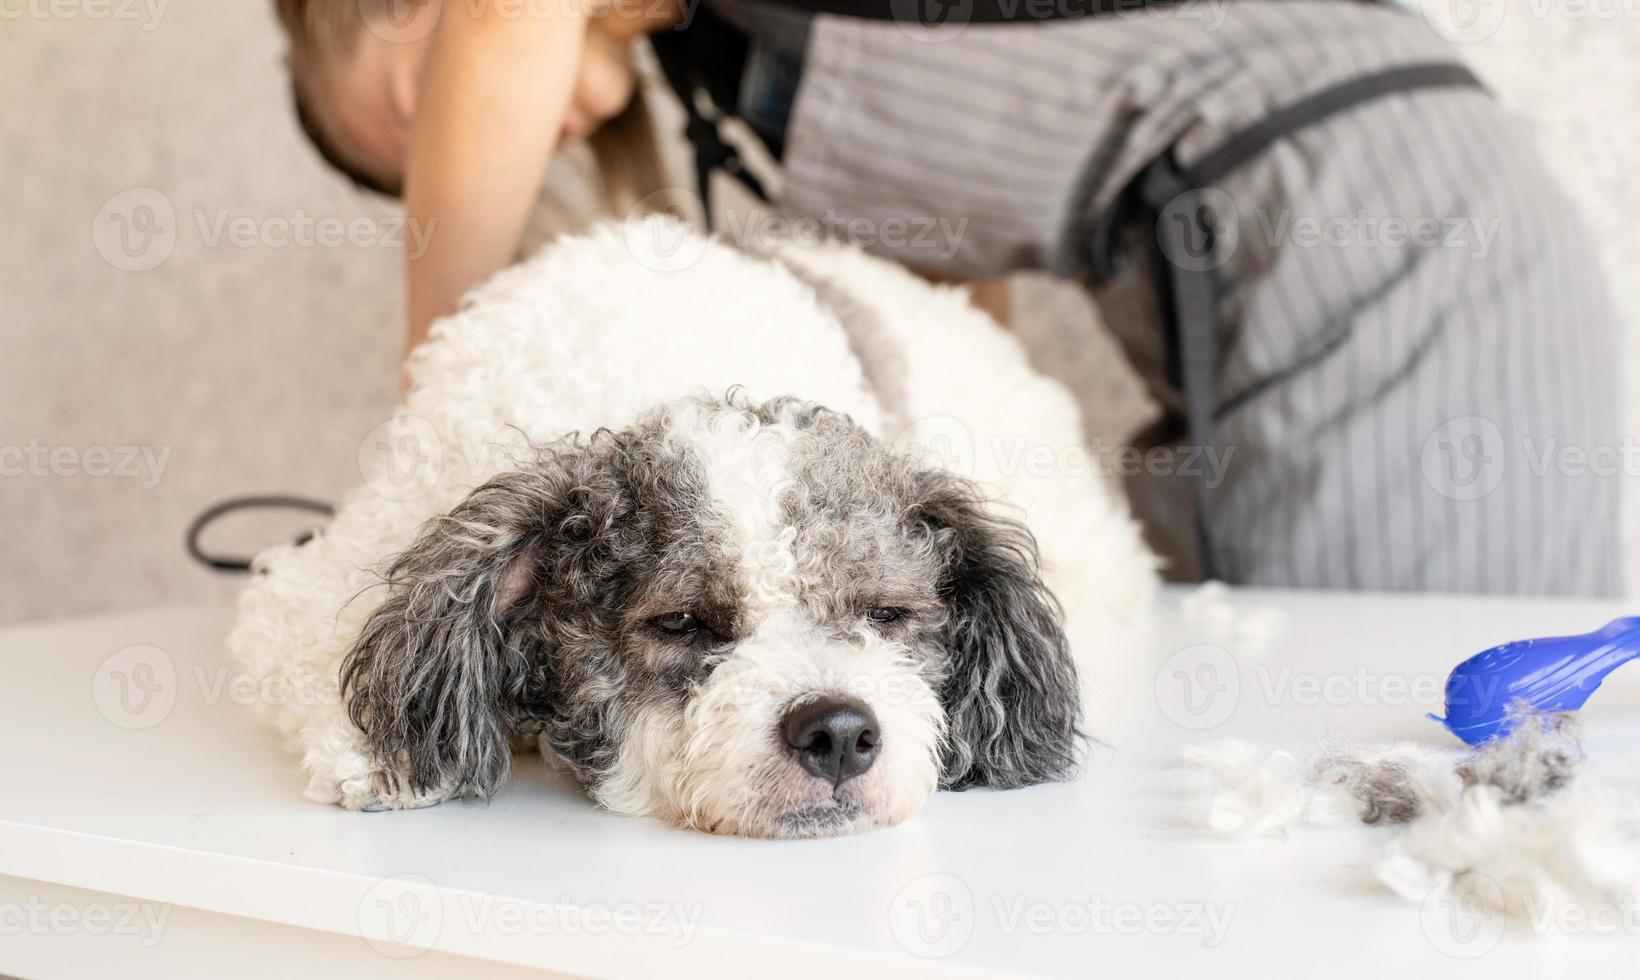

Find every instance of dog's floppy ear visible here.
[914,473,1083,790]
[340,465,571,801]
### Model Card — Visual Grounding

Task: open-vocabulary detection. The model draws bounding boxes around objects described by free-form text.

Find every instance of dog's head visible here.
[341,395,1081,837]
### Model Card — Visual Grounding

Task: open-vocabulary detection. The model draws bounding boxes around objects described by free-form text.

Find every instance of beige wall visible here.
[2,4,395,621]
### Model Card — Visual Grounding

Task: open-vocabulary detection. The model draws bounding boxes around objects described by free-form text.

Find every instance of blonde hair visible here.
[272,0,666,211]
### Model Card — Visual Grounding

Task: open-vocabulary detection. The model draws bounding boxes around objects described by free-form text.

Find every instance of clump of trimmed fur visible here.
[1373,712,1640,912]
[1186,712,1640,928]
[1185,712,1585,839]
[1183,738,1458,837]
[1455,710,1584,804]
[1313,750,1453,826]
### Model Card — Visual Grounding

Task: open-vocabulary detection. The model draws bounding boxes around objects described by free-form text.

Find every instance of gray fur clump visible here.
[1313,756,1429,825]
[1312,710,1585,828]
[1456,710,1584,804]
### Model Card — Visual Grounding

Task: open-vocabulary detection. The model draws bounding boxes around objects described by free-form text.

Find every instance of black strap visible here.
[1184,63,1483,188]
[651,10,770,227]
[1091,62,1485,281]
[1133,62,1485,580]
[1144,159,1229,579]
[186,495,334,573]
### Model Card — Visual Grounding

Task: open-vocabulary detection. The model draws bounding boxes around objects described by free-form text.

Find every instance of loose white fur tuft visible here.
[1377,778,1640,913]
[1182,738,1458,838]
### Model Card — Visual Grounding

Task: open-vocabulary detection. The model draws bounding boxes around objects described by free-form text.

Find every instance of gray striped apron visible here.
[661,0,1624,596]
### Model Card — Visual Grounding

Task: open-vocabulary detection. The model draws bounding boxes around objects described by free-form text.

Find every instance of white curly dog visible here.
[230,218,1155,838]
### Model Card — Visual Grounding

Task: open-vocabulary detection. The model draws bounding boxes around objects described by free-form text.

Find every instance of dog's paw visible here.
[333,770,453,812]
[300,721,454,811]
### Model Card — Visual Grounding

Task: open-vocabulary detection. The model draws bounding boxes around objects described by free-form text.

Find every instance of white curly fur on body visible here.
[229,218,1156,831]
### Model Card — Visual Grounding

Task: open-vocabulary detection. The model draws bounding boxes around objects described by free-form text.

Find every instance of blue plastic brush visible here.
[1430,616,1640,746]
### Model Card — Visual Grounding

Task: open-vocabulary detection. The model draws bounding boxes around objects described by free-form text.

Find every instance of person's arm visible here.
[404,4,590,357]
[966,278,1012,329]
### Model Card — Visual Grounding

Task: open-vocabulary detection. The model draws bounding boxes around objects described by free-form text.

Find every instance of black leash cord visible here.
[185,495,335,573]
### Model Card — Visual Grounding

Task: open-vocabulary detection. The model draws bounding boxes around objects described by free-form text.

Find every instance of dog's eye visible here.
[865,607,909,626]
[651,612,701,635]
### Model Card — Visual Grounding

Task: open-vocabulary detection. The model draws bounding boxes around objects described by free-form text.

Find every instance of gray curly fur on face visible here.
[774,403,1085,791]
[340,394,1082,825]
[912,474,1084,789]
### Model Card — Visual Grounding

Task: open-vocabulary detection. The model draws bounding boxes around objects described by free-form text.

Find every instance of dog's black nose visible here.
[781,696,880,785]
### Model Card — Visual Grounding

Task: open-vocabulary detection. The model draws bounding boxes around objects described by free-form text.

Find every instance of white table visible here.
[4,588,1640,978]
